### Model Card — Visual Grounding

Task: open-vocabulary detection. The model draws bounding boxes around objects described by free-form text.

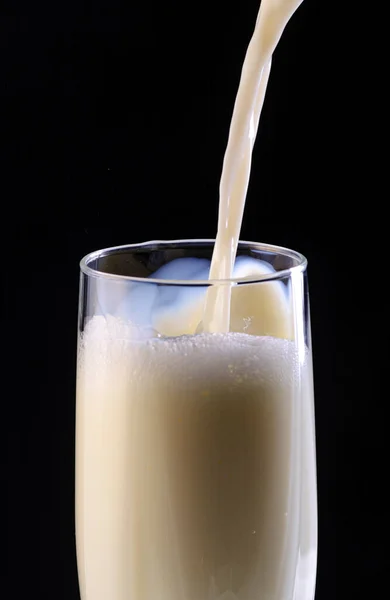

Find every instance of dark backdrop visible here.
[4,1,386,599]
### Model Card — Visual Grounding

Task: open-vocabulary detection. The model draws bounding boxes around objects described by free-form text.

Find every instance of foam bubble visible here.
[80,315,301,394]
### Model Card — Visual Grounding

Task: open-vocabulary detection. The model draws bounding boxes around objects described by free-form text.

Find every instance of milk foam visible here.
[80,314,299,383]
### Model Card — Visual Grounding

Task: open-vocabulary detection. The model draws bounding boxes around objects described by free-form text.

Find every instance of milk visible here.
[203,0,304,332]
[76,317,317,600]
[76,0,317,596]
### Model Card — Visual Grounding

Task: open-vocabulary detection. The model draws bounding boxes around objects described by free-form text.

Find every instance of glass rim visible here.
[80,239,307,286]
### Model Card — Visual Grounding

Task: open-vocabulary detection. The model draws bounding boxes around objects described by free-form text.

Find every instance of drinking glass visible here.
[76,240,317,600]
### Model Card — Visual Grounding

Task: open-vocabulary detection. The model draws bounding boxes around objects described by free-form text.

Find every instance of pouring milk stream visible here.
[203,0,304,333]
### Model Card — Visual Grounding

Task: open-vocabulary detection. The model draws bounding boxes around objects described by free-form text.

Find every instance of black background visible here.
[4,1,387,599]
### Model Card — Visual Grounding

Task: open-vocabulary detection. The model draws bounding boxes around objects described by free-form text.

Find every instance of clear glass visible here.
[76,240,317,600]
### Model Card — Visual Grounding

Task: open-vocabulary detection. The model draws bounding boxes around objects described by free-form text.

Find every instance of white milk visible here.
[76,317,317,600]
[76,0,317,597]
[203,0,304,333]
